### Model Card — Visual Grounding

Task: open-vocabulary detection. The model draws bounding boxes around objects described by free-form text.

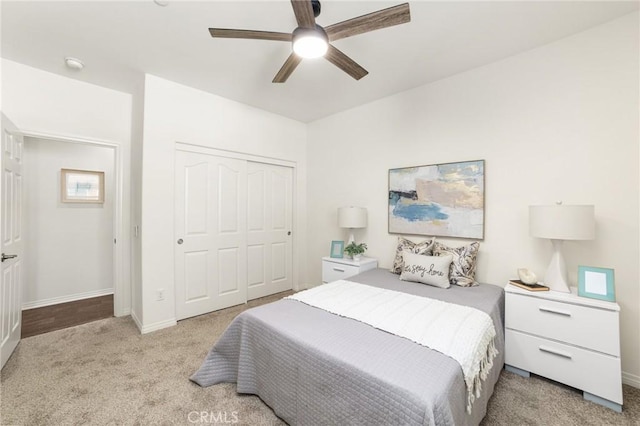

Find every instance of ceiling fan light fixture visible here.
[209,2,410,82]
[292,27,328,59]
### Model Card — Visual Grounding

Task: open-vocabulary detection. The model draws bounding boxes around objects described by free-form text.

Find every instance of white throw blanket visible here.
[286,280,498,413]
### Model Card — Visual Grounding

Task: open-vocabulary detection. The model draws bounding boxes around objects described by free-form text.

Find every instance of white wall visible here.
[307,13,639,383]
[1,59,133,315]
[130,75,145,329]
[140,75,307,332]
[23,138,114,307]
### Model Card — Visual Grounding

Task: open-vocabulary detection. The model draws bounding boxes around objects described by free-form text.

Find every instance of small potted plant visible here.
[344,242,367,261]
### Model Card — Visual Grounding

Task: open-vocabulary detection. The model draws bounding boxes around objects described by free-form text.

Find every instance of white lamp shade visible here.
[529,205,595,240]
[338,207,367,229]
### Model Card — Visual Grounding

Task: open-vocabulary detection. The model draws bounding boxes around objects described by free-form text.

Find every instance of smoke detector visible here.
[64,57,84,70]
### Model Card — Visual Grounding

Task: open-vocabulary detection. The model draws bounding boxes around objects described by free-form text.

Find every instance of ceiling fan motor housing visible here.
[312,0,321,18]
[292,25,328,42]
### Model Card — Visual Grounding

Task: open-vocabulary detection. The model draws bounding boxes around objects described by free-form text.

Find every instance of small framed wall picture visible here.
[61,168,105,203]
[578,266,615,302]
[330,240,344,258]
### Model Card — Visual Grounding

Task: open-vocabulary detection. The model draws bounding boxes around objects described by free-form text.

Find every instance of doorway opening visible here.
[21,135,119,336]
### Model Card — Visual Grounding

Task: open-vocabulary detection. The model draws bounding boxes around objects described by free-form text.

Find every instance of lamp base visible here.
[543,239,571,293]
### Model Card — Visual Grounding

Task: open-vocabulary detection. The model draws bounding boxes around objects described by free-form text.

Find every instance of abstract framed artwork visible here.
[578,266,615,302]
[61,168,105,203]
[388,160,485,239]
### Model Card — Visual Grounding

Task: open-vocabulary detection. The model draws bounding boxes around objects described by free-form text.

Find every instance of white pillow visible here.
[400,251,453,289]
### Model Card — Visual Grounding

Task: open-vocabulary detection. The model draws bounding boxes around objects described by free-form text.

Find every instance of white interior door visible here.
[175,150,247,320]
[1,114,23,368]
[247,162,293,300]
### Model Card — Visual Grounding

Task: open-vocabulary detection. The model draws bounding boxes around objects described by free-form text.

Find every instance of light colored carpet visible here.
[1,292,639,425]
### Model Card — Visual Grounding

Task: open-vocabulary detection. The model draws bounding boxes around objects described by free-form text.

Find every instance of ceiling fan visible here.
[208,0,411,83]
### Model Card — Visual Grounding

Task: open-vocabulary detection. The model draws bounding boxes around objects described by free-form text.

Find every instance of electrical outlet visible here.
[156,289,164,301]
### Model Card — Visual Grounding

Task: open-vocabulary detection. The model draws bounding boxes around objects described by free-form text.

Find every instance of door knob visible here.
[177,239,183,245]
[287,231,291,236]
[1,253,17,262]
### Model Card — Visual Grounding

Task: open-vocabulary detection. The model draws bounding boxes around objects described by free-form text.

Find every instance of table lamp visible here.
[338,207,367,245]
[529,203,595,293]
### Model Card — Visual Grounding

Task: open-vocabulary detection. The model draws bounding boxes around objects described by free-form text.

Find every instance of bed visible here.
[191,268,505,425]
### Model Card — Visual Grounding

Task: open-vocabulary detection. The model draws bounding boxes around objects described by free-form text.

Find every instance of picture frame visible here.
[61,168,105,204]
[578,265,615,302]
[388,160,485,239]
[330,240,344,258]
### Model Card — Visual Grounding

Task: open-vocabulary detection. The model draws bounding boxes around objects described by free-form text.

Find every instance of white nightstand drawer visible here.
[506,329,623,404]
[321,257,378,284]
[322,262,360,283]
[506,292,619,356]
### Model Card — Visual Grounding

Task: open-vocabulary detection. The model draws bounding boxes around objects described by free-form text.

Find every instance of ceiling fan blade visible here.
[290,0,316,28]
[273,53,303,83]
[209,28,292,42]
[325,45,368,80]
[325,3,410,42]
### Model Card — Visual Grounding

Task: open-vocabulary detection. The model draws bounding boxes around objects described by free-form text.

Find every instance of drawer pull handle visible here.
[539,345,572,359]
[539,306,571,317]
[333,267,345,272]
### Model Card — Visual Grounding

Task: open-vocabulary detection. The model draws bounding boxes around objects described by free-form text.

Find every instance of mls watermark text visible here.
[187,411,239,424]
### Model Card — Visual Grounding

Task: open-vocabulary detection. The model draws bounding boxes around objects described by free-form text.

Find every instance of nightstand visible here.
[322,256,378,284]
[504,284,622,412]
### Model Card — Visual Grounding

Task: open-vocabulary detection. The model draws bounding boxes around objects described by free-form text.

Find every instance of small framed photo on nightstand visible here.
[578,266,615,302]
[330,240,344,258]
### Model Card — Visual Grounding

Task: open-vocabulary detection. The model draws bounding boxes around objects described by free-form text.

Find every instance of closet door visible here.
[247,162,293,300]
[175,150,247,320]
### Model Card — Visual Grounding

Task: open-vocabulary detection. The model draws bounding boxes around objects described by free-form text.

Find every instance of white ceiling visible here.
[2,1,638,123]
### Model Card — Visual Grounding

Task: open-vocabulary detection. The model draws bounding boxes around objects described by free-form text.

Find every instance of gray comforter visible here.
[191,268,505,426]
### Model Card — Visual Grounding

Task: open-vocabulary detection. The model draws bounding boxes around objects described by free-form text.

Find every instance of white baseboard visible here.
[115,308,131,317]
[130,310,143,333]
[622,371,640,388]
[22,288,114,310]
[140,318,177,334]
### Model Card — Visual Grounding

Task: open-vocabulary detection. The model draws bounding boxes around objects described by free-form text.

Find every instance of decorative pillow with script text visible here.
[400,251,453,289]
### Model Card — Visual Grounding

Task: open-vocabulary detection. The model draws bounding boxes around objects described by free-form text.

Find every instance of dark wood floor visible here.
[21,294,114,338]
